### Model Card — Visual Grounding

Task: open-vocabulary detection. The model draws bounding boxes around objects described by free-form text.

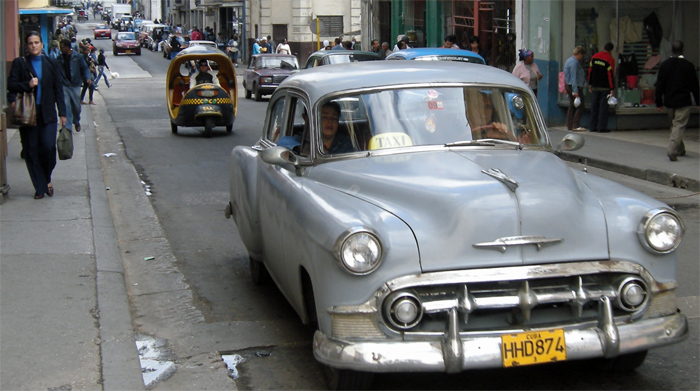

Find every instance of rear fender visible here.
[229,146,262,258]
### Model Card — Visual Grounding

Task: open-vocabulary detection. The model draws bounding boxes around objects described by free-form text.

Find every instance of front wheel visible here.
[253,83,262,102]
[226,124,233,132]
[170,121,178,134]
[304,276,374,390]
[594,351,648,372]
[203,117,214,138]
[324,367,374,391]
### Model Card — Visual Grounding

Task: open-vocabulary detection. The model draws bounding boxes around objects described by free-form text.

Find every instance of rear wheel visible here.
[249,257,270,285]
[203,117,214,138]
[170,121,177,134]
[253,83,262,101]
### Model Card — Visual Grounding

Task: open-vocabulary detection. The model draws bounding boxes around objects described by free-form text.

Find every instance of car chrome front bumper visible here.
[313,307,688,373]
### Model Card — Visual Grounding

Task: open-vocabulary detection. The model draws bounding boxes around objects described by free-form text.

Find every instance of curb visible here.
[557,151,700,192]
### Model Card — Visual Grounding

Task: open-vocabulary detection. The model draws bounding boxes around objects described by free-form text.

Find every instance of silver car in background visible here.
[225,61,687,389]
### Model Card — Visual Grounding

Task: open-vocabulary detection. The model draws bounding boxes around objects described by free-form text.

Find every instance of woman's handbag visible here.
[57,126,73,160]
[10,57,37,127]
[11,90,37,127]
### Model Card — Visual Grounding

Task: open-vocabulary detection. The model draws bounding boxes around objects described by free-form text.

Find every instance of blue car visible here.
[386,47,485,64]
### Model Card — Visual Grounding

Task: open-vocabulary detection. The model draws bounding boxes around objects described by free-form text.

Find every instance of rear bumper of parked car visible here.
[314,307,687,373]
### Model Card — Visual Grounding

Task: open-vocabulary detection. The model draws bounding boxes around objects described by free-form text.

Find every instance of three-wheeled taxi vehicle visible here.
[166,46,238,137]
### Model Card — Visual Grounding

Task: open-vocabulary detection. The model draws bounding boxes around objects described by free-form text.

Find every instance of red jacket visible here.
[588,51,615,90]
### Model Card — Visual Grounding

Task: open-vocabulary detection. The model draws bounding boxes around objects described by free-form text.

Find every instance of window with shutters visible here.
[318,16,344,37]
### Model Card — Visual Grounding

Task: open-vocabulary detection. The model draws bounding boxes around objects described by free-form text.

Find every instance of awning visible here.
[19,7,73,16]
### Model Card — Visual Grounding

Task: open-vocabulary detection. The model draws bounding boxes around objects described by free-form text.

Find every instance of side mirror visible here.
[556,133,585,152]
[260,146,303,175]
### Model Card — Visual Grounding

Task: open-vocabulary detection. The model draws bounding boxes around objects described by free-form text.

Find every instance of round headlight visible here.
[638,209,684,254]
[335,229,382,275]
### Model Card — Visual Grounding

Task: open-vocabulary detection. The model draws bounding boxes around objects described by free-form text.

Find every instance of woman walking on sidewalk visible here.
[7,31,67,199]
[94,48,112,88]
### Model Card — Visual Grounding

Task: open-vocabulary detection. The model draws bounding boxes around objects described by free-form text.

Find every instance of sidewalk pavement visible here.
[550,126,699,192]
[1,101,698,388]
[1,105,145,390]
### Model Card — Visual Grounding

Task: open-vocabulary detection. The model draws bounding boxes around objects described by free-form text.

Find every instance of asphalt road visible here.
[83,24,699,390]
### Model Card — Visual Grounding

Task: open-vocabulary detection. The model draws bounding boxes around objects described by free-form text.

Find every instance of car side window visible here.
[266,98,286,144]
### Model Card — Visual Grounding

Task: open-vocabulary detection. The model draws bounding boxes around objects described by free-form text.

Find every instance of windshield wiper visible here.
[445,139,522,148]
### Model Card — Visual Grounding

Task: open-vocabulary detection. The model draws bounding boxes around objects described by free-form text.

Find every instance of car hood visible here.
[309,149,610,272]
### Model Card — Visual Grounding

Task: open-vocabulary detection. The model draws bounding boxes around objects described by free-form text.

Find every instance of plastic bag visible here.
[607,95,618,106]
[574,96,581,107]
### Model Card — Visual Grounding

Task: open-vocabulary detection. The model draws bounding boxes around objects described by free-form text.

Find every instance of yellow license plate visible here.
[501,329,566,367]
[125,50,132,53]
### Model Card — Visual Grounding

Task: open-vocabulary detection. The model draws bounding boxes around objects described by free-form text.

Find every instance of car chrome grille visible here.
[380,273,653,334]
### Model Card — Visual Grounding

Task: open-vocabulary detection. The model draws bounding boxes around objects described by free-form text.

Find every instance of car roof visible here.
[387,48,485,63]
[281,61,528,104]
[175,45,227,57]
[309,50,380,58]
[252,54,297,58]
[189,40,216,45]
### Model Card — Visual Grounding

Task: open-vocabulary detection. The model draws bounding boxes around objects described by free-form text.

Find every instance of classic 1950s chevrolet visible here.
[226,61,687,389]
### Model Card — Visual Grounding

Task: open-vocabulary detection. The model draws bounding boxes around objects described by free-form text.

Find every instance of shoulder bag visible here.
[57,126,73,160]
[11,57,37,127]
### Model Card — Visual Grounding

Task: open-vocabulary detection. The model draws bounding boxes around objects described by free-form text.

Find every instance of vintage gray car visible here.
[225,61,687,389]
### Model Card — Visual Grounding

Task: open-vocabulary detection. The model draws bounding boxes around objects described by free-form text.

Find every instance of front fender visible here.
[573,170,680,283]
[273,176,421,336]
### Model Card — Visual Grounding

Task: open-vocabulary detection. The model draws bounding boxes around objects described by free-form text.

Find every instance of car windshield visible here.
[313,86,546,154]
[327,53,378,64]
[260,57,299,70]
[117,32,136,40]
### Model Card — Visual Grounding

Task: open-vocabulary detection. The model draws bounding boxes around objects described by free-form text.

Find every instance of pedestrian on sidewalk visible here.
[7,31,67,199]
[512,49,543,97]
[80,46,97,105]
[564,46,586,131]
[587,42,615,133]
[58,38,92,132]
[655,40,700,161]
[94,48,112,88]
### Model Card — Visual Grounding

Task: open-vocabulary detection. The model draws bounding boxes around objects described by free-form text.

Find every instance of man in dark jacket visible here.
[587,42,615,133]
[655,40,700,161]
[58,38,92,132]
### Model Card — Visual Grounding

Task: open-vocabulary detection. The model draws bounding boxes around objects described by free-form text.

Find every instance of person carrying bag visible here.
[7,31,67,199]
[10,57,37,127]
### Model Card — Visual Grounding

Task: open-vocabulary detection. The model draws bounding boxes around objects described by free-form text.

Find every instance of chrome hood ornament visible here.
[473,236,564,253]
[482,168,518,192]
